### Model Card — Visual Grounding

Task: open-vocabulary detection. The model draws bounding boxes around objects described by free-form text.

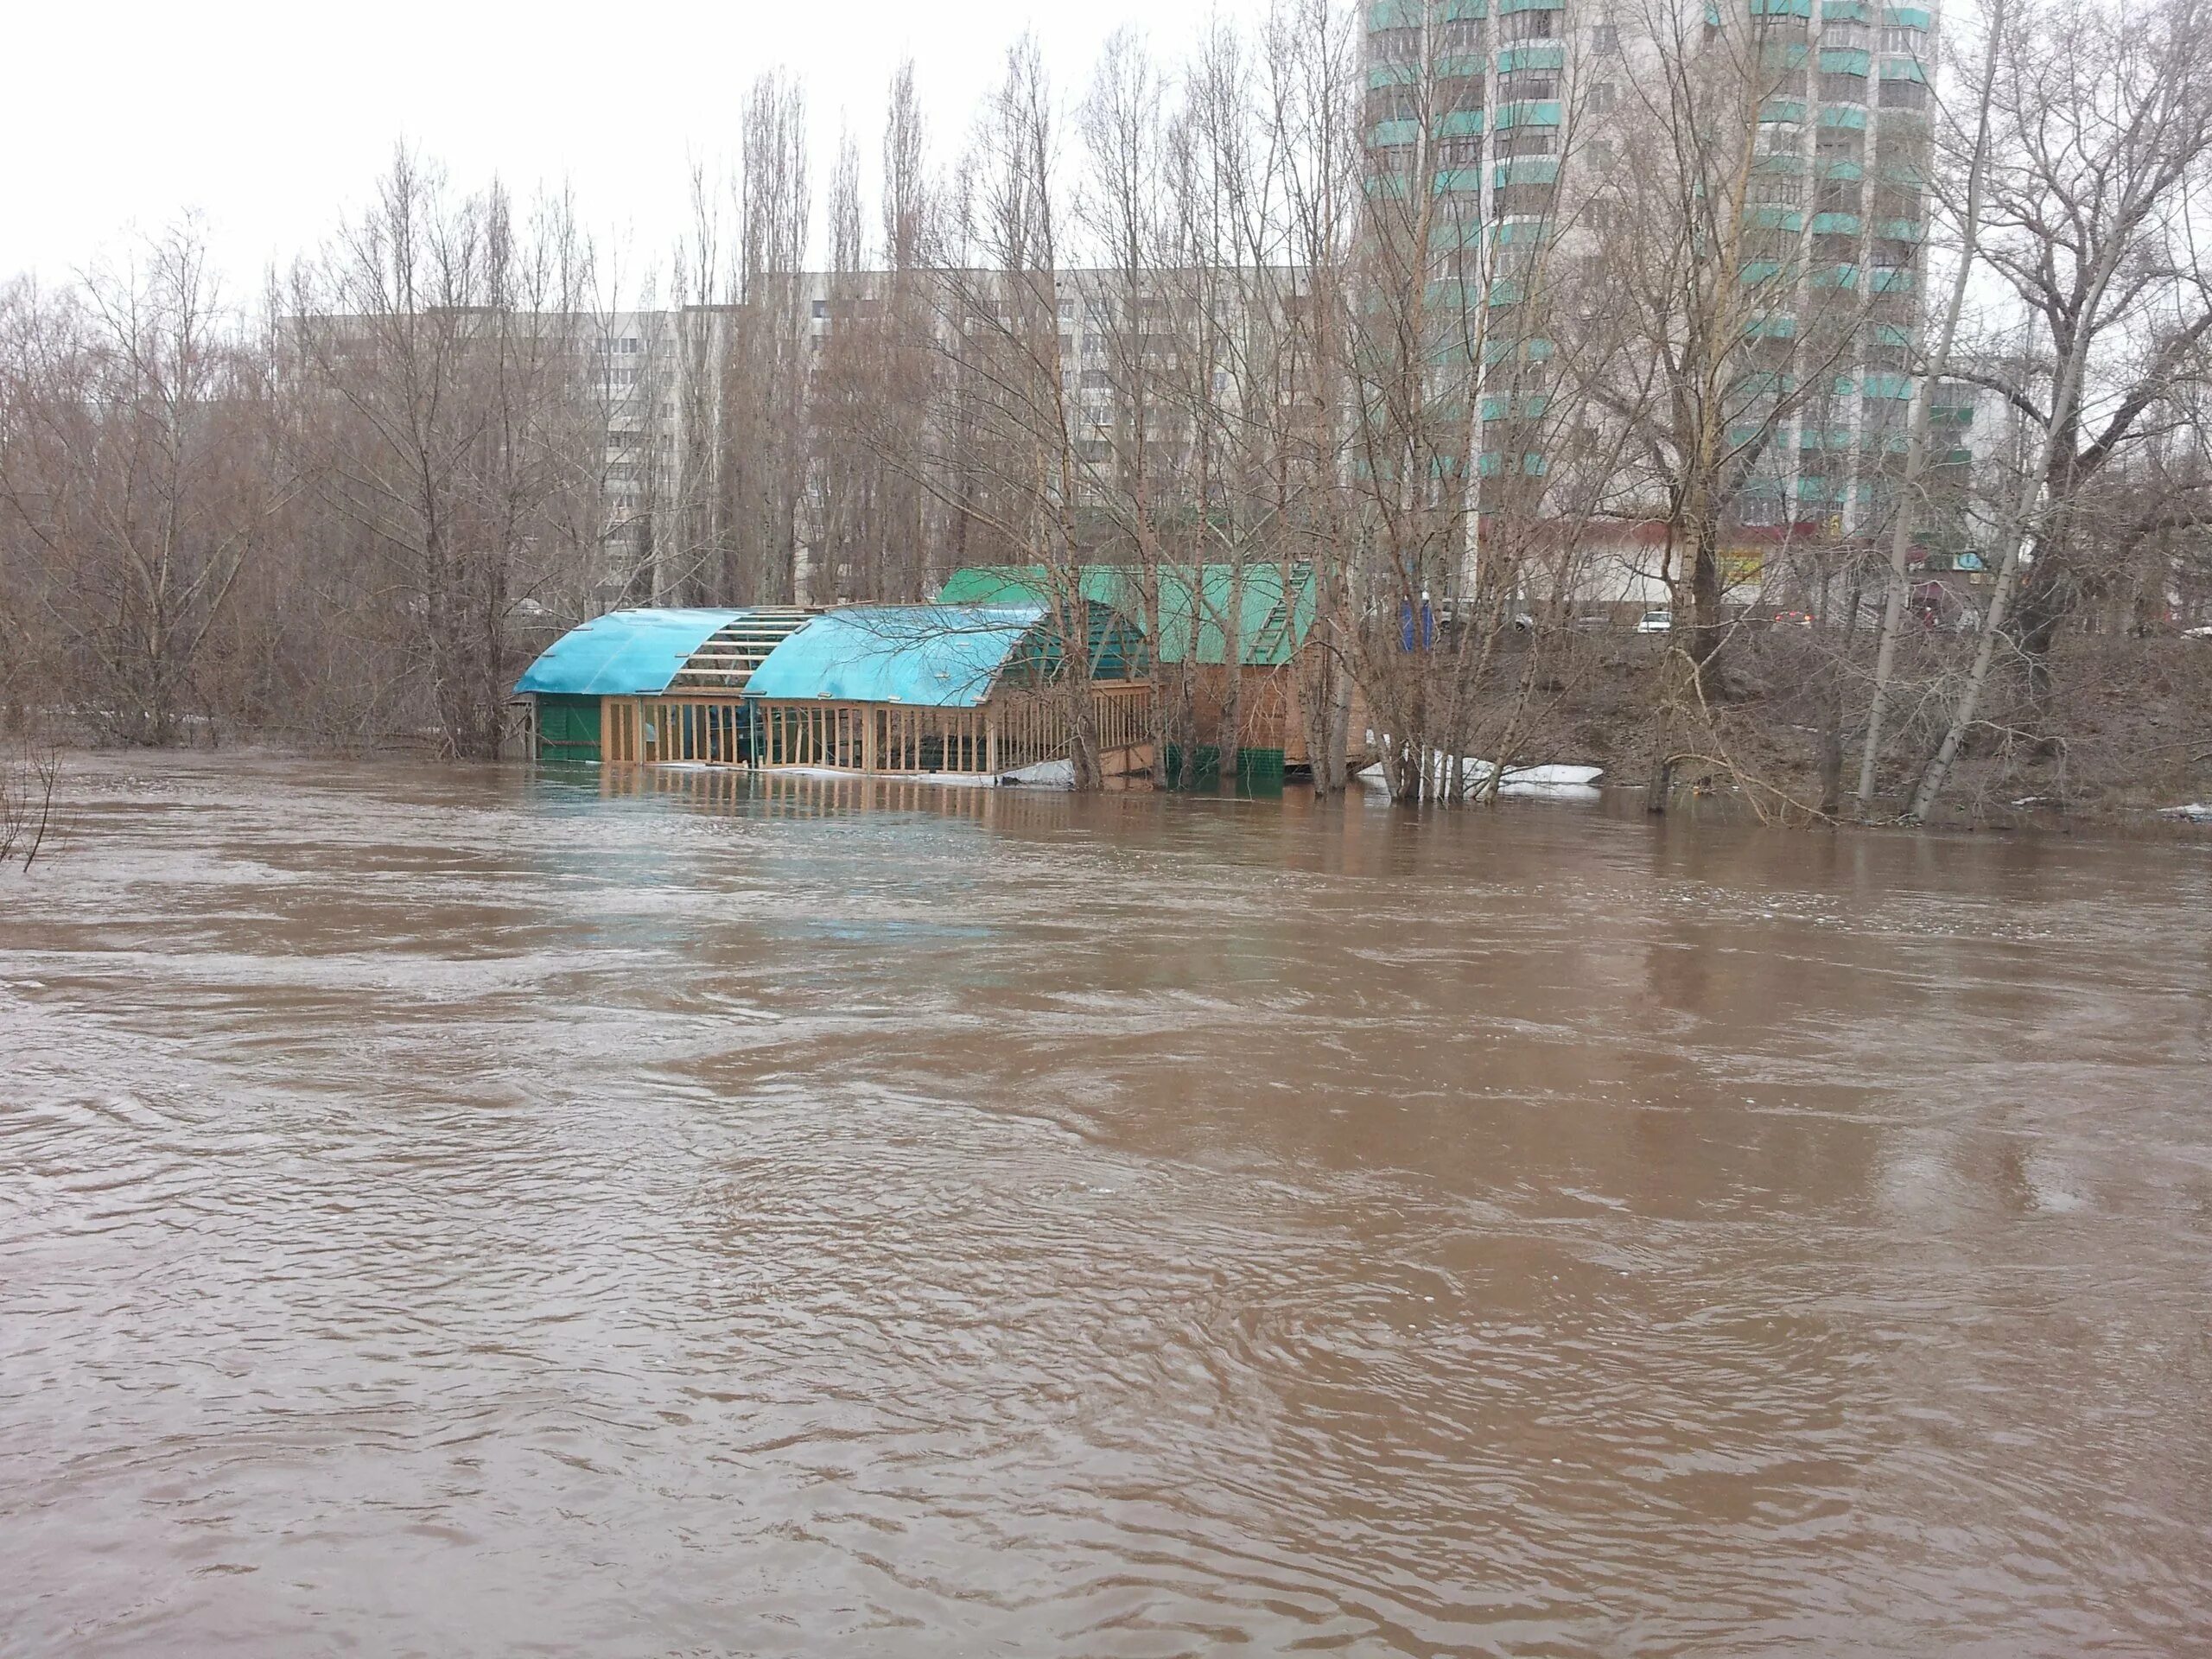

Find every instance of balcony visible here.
[1493,156,1561,186]
[1494,99,1564,129]
[1497,42,1565,71]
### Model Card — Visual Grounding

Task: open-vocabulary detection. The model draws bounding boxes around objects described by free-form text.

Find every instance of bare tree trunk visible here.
[1857,0,2000,816]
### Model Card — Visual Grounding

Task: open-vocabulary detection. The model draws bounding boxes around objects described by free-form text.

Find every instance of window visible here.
[1437,73,1484,111]
[1750,175,1803,206]
[1496,128,1560,157]
[1878,24,1923,51]
[1821,71,1868,101]
[810,300,828,319]
[1494,181,1557,216]
[1863,333,1910,370]
[1591,22,1620,51]
[1586,137,1617,168]
[1434,135,1484,166]
[1877,185,1924,222]
[1589,79,1618,111]
[1370,24,1421,60]
[1502,8,1560,41]
[1815,128,1864,164]
[1368,86,1421,123]
[1437,18,1484,50]
[1746,228,1796,266]
[1503,73,1560,100]
[1815,178,1860,213]
[1080,369,1113,389]
[1825,19,1869,47]
[1878,77,1929,108]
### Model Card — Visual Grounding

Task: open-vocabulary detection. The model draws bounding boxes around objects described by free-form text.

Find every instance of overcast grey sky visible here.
[3,0,1268,294]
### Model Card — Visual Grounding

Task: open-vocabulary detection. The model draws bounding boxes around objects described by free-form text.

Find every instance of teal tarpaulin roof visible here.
[514,609,747,696]
[745,606,1046,708]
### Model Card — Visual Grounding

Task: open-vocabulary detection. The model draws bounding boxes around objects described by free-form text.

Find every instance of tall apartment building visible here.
[1363,0,1980,607]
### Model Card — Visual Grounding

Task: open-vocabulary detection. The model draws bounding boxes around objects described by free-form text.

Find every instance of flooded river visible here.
[3,756,2208,1656]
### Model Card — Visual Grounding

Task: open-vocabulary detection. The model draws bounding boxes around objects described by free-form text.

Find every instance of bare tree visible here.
[288,151,601,758]
[1909,0,2212,817]
[0,227,289,742]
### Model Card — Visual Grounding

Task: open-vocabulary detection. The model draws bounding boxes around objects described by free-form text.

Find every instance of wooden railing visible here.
[595,683,1154,775]
[1092,682,1149,754]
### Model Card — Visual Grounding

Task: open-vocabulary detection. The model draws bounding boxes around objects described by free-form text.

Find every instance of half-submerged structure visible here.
[513,607,814,763]
[741,603,1149,779]
[515,601,1149,780]
[937,564,1325,781]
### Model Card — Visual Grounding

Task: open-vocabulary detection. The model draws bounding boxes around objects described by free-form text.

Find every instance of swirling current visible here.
[2,757,2208,1656]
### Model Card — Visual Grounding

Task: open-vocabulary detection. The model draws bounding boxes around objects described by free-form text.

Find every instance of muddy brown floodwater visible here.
[3,755,2209,1656]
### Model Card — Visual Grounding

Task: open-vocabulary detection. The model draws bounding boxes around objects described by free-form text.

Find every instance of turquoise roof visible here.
[743,606,1046,708]
[515,608,747,696]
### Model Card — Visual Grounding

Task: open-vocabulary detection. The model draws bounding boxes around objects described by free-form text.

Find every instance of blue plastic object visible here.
[514,609,747,696]
[743,606,1046,708]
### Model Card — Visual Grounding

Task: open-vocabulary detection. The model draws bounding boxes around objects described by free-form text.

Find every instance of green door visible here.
[536,695,602,761]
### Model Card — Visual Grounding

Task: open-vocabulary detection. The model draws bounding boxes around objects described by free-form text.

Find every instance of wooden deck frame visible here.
[748,681,1149,775]
[582,681,1150,776]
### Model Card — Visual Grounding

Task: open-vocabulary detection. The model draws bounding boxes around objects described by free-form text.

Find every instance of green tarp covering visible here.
[937,564,1315,668]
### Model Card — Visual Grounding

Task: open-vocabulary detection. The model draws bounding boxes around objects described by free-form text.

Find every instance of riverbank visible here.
[1424,628,2212,827]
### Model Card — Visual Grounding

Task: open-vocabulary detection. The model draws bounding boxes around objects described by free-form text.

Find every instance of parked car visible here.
[2184,624,2212,639]
[1635,610,1674,634]
[1772,609,1815,627]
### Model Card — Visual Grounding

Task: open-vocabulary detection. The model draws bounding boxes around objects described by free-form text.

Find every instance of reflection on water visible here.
[3,756,2208,1656]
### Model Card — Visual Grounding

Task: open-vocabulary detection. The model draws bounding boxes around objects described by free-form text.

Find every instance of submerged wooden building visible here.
[514,608,815,764]
[937,563,1325,781]
[515,601,1149,779]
